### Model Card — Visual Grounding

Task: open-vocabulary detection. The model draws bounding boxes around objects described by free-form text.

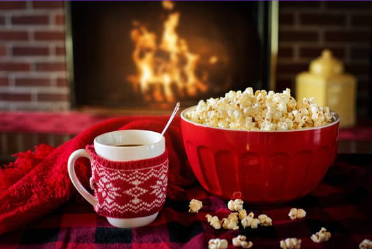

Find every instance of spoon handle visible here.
[161,102,180,137]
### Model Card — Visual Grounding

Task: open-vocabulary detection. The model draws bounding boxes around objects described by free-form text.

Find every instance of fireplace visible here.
[67,1,277,111]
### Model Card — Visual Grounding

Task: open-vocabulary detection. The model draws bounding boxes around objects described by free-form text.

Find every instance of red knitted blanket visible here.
[0,116,195,235]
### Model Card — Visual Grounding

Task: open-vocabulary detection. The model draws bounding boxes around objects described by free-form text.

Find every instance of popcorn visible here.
[221,212,239,230]
[258,214,272,226]
[241,212,260,229]
[288,208,306,220]
[280,238,302,249]
[228,199,244,211]
[208,238,228,249]
[238,209,247,220]
[241,212,254,229]
[232,235,253,248]
[250,218,260,229]
[359,239,372,249]
[311,227,331,243]
[185,88,334,131]
[206,214,221,230]
[188,199,203,213]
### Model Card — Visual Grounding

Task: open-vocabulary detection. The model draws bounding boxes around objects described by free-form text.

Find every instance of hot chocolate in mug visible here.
[67,130,168,228]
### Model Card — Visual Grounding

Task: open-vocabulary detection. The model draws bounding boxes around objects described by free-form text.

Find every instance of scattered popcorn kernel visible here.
[239,209,247,220]
[232,235,253,248]
[206,214,221,230]
[288,208,297,220]
[241,212,259,229]
[221,213,239,230]
[250,218,260,229]
[296,209,306,219]
[359,239,372,249]
[188,199,203,213]
[228,199,244,211]
[241,212,254,229]
[208,238,228,249]
[288,208,306,220]
[228,212,239,222]
[311,227,331,243]
[185,88,334,131]
[280,238,302,249]
[258,214,272,226]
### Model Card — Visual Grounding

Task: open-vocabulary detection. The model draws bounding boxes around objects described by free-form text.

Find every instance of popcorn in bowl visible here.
[185,88,334,131]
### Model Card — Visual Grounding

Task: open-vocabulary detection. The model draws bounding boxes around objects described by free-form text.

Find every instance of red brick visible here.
[350,48,370,60]
[351,14,372,26]
[276,62,309,74]
[36,62,66,72]
[279,13,295,26]
[0,2,26,10]
[299,47,346,59]
[325,1,372,9]
[0,45,6,56]
[299,13,346,26]
[0,17,5,25]
[0,77,8,86]
[34,31,65,41]
[37,93,69,101]
[11,15,49,25]
[280,1,320,9]
[32,1,64,9]
[12,46,49,56]
[56,77,68,87]
[278,47,294,59]
[325,31,370,43]
[55,46,66,56]
[0,93,32,101]
[0,62,30,72]
[55,14,65,25]
[15,78,51,87]
[0,31,29,41]
[279,30,319,42]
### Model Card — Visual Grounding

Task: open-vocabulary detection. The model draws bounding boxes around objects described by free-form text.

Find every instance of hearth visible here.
[66,1,277,111]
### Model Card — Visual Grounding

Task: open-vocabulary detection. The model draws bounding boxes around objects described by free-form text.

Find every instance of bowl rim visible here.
[181,105,340,133]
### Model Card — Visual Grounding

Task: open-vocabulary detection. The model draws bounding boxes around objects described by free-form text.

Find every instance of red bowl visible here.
[181,106,340,205]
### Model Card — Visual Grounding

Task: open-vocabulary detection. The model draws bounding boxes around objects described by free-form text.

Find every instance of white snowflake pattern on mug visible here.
[96,176,122,204]
[150,173,167,199]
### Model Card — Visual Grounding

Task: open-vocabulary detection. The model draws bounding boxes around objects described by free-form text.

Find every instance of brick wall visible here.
[0,1,68,111]
[277,1,372,117]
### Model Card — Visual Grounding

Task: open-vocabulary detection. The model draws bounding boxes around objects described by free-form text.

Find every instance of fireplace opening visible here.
[67,1,277,111]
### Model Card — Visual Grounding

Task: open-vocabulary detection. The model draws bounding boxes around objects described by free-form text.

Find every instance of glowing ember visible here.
[128,1,216,103]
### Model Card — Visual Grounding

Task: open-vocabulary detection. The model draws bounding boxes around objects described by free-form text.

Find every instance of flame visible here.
[162,1,174,10]
[128,1,215,103]
[209,56,218,64]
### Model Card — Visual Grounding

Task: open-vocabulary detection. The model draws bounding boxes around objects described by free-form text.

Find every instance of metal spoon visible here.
[160,102,180,138]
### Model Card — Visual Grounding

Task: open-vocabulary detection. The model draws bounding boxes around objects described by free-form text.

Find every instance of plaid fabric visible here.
[0,153,371,249]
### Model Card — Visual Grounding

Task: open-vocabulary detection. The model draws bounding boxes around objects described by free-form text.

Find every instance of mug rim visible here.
[94,129,164,149]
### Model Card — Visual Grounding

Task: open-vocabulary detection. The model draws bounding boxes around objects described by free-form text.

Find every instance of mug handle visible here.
[68,149,98,206]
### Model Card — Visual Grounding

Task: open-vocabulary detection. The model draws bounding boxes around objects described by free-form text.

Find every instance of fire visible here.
[128,1,215,103]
